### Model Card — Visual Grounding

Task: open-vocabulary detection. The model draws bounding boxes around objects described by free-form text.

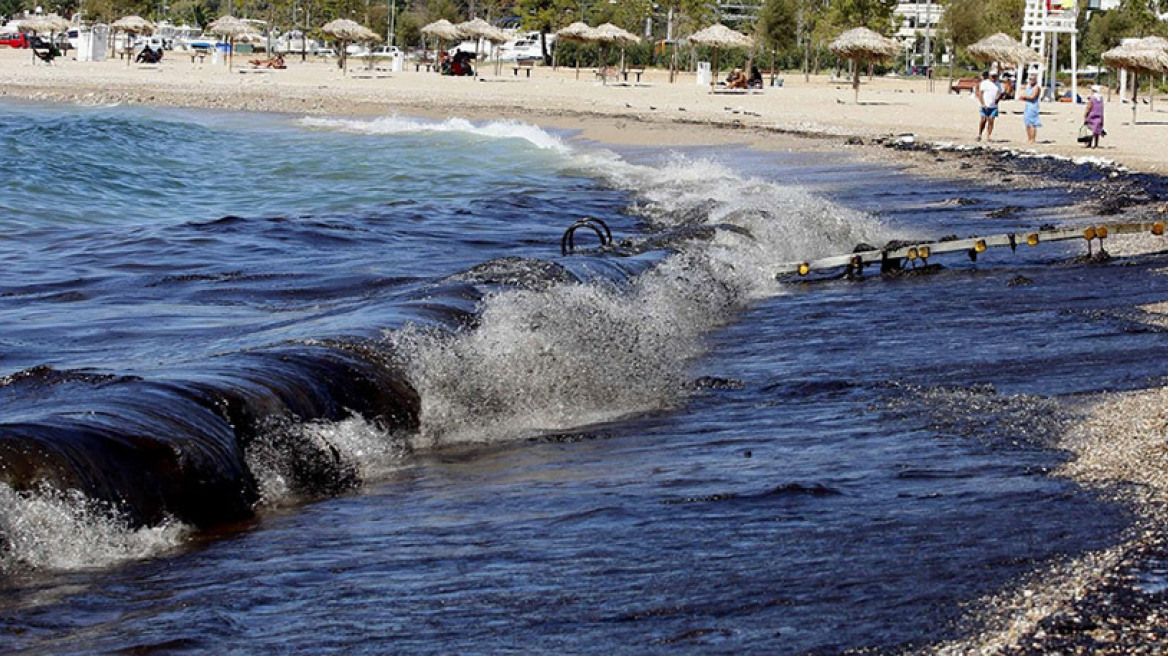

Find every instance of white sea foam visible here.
[368,119,897,447]
[298,115,572,154]
[0,483,188,575]
[245,416,411,507]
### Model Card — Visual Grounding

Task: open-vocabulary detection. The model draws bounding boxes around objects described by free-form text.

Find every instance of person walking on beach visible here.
[1084,85,1105,149]
[976,71,1003,142]
[1020,72,1042,144]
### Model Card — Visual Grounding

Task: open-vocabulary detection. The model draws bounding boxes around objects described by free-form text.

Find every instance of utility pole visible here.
[924,0,933,91]
[388,0,395,46]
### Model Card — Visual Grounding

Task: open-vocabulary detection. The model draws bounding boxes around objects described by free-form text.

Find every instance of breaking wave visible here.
[0,115,897,573]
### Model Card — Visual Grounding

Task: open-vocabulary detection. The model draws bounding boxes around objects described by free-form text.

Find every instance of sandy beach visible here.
[2,47,1166,174]
[6,45,1168,654]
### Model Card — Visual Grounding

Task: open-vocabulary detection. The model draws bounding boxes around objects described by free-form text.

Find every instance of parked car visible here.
[367,45,402,58]
[0,32,29,49]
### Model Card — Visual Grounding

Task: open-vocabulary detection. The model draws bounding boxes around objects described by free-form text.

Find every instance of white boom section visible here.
[775,221,1167,277]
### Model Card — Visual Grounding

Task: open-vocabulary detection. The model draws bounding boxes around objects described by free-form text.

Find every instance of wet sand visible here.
[4,45,1168,655]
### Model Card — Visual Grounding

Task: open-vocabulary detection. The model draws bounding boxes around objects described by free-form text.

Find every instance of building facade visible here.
[893,0,945,72]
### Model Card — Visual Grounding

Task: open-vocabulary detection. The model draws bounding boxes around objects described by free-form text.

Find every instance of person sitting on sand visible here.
[976,70,1003,142]
[748,65,763,89]
[726,68,747,90]
[1084,85,1105,149]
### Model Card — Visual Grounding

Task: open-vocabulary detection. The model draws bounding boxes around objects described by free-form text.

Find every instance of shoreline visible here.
[3,49,1166,176]
[6,49,1168,654]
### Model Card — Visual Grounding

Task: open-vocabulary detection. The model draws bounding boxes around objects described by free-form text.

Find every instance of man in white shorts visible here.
[976,71,1003,142]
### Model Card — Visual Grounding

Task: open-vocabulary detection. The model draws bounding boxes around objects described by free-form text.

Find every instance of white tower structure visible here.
[1022,0,1081,102]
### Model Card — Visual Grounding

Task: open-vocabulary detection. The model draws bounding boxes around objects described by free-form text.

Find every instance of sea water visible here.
[1,99,1166,654]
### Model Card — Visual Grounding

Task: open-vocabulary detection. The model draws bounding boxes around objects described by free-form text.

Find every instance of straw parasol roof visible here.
[593,22,640,44]
[18,14,70,33]
[1102,42,1168,73]
[421,19,463,42]
[1103,41,1168,122]
[111,15,154,34]
[688,23,753,49]
[322,18,377,42]
[458,18,507,44]
[967,32,1039,67]
[830,27,899,104]
[556,21,596,43]
[829,27,898,60]
[208,15,255,38]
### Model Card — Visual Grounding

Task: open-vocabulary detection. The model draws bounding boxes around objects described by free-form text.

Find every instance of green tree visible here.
[754,0,796,76]
[516,0,572,63]
[980,0,1023,36]
[755,0,796,52]
[827,0,896,32]
[0,0,26,21]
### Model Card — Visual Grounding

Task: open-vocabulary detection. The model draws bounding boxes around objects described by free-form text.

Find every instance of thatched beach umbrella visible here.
[556,21,596,80]
[457,18,507,76]
[111,15,155,66]
[26,14,71,33]
[19,14,72,63]
[112,14,154,34]
[964,32,1038,97]
[322,19,378,75]
[593,23,640,85]
[829,27,899,104]
[421,19,463,74]
[1103,41,1168,124]
[1136,36,1168,111]
[689,23,754,85]
[208,15,258,71]
[967,32,1038,70]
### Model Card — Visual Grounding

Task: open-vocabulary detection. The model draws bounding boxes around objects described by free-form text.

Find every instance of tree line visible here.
[3,0,1164,74]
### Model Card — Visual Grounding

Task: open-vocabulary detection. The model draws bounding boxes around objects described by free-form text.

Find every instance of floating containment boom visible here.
[776,221,1166,278]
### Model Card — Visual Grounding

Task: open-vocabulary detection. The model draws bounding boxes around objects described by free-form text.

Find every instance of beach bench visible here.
[621,66,645,83]
[511,59,534,77]
[950,78,978,94]
[413,62,434,72]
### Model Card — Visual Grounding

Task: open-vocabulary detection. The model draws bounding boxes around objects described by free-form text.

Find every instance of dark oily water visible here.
[0,101,1164,655]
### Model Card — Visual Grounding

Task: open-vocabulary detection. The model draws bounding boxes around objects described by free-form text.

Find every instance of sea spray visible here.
[0,482,188,574]
[394,250,742,446]
[298,115,572,155]
[245,416,411,507]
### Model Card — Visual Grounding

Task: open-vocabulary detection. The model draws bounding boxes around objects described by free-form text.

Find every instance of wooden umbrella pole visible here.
[1132,71,1138,124]
[853,58,861,103]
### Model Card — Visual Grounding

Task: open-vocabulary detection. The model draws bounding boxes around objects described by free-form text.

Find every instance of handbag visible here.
[1077,124,1093,144]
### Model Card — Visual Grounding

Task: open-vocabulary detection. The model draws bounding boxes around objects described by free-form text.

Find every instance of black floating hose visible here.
[561,218,613,256]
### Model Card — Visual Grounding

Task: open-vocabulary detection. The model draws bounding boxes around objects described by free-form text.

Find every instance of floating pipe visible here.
[776,221,1168,278]
[561,217,613,256]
